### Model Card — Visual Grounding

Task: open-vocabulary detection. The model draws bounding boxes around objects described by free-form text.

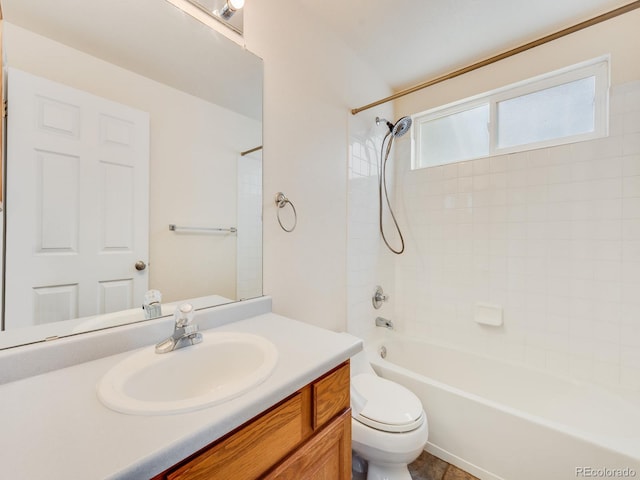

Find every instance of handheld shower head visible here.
[391,116,412,137]
[375,116,412,138]
[374,115,411,255]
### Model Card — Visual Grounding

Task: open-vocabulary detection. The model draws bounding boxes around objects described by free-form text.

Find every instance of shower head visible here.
[375,116,412,138]
[392,116,412,137]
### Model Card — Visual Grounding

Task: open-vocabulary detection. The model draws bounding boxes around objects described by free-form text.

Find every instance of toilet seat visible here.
[351,373,424,433]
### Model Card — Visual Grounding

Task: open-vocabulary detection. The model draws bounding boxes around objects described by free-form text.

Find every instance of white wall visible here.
[4,23,261,303]
[237,151,263,300]
[385,10,640,391]
[238,0,392,332]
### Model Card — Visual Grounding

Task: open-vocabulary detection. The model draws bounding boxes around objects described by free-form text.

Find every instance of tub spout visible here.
[375,317,394,329]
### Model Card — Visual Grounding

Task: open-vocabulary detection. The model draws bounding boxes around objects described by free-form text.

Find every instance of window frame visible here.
[411,56,610,170]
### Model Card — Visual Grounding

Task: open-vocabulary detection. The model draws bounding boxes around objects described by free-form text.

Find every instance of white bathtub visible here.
[366,333,640,480]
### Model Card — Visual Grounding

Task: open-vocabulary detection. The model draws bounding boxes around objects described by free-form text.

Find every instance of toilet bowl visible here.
[350,351,428,480]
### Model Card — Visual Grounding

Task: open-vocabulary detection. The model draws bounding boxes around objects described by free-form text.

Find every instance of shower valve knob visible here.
[372,286,389,309]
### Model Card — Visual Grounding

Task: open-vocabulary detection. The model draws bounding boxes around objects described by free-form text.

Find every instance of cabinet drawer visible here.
[168,393,305,480]
[312,361,350,429]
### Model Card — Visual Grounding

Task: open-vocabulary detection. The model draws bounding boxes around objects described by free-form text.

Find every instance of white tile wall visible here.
[390,81,640,391]
[237,153,263,300]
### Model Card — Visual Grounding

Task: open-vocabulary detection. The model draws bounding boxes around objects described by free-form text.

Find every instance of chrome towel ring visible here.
[275,192,297,232]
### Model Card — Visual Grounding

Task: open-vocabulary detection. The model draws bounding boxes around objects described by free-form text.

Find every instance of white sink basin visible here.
[97,332,278,415]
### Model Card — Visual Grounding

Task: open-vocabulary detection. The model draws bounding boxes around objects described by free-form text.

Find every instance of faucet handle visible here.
[142,289,163,319]
[372,286,389,309]
[174,303,195,327]
[144,289,162,305]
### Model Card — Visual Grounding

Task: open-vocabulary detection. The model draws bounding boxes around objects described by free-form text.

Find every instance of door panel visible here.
[5,68,149,328]
[32,284,79,325]
[101,161,134,251]
[37,150,80,252]
[98,280,133,315]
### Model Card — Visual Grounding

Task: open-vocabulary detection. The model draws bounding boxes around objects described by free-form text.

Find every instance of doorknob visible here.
[135,260,147,271]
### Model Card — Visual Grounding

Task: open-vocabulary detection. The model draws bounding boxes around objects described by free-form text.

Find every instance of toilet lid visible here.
[351,374,425,433]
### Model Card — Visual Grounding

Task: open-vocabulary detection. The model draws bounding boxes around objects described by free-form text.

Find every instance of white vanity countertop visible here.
[0,313,362,479]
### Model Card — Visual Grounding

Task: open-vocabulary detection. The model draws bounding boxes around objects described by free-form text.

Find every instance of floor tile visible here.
[352,449,478,480]
[409,451,449,480]
[442,464,480,480]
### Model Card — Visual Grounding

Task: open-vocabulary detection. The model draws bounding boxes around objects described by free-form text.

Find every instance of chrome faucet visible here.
[375,317,394,329]
[142,289,163,320]
[155,303,203,354]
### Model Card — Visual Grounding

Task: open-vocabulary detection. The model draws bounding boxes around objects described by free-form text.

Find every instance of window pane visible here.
[497,76,596,149]
[417,104,489,167]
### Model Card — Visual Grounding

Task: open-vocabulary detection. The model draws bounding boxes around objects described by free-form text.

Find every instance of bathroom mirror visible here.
[0,0,263,349]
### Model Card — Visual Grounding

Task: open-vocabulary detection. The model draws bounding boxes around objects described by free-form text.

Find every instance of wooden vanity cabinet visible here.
[152,361,351,480]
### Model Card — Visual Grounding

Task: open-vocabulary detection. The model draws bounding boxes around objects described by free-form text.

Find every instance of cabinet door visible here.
[312,362,350,429]
[167,393,306,480]
[264,409,351,480]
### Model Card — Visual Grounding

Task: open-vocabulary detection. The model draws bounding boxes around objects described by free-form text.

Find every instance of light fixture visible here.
[185,0,245,35]
[218,0,244,20]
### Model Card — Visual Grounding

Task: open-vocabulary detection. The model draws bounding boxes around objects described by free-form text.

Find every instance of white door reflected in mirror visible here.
[5,68,149,329]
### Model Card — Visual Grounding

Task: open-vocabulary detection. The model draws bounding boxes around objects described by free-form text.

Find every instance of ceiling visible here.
[298,0,632,92]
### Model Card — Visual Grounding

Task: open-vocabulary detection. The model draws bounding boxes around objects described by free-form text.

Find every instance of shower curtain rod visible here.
[240,145,263,156]
[351,0,640,115]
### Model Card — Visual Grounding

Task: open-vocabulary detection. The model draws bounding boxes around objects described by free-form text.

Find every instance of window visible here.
[412,57,609,169]
[418,104,489,167]
[496,76,596,148]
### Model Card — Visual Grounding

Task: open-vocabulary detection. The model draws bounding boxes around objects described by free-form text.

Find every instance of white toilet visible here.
[350,351,429,480]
